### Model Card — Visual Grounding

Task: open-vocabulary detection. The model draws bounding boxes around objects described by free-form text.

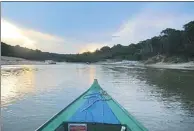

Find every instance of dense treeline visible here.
[1,42,68,61]
[1,20,194,62]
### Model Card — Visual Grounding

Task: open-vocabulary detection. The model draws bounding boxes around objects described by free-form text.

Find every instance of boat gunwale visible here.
[97,86,148,131]
[35,86,93,131]
[108,95,148,131]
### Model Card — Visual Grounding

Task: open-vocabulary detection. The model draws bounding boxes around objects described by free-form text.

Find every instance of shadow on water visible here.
[137,68,194,114]
[102,65,194,131]
[106,65,194,111]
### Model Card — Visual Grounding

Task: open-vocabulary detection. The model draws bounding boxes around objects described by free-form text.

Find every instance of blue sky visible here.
[1,2,194,53]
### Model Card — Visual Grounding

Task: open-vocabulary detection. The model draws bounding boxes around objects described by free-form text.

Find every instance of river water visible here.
[1,62,194,131]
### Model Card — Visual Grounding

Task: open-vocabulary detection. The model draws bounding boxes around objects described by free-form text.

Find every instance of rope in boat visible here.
[79,89,127,131]
[81,90,112,122]
[81,90,111,112]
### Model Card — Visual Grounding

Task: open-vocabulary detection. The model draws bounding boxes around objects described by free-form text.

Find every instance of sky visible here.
[1,2,194,54]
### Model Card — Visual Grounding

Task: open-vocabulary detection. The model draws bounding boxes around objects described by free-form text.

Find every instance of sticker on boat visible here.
[68,123,87,131]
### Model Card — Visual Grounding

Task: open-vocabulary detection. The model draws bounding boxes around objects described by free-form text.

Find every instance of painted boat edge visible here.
[109,96,148,131]
[35,79,148,131]
[96,82,148,131]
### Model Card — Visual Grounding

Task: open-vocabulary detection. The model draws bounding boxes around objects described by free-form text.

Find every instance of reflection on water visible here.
[1,63,194,131]
[139,68,194,114]
[1,66,36,106]
[89,65,96,83]
[104,65,194,131]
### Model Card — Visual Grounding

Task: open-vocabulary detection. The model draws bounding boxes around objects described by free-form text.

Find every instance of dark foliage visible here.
[1,21,194,62]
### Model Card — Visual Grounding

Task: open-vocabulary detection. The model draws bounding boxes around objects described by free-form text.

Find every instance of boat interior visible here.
[55,122,127,131]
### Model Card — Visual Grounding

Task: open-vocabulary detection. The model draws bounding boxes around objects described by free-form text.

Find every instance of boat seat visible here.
[55,122,127,131]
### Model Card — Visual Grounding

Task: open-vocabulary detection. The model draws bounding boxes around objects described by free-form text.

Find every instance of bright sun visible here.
[79,44,103,54]
[1,19,36,49]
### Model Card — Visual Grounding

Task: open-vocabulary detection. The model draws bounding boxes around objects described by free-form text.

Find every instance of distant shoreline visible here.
[1,56,47,65]
[2,56,194,70]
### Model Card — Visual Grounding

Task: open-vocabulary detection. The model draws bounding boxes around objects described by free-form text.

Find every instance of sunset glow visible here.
[79,44,103,54]
[1,19,36,49]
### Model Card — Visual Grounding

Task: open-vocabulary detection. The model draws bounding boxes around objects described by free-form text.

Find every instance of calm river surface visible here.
[1,62,194,131]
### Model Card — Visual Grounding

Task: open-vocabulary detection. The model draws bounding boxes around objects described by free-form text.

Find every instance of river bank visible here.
[144,61,194,70]
[143,55,194,70]
[103,60,194,70]
[2,56,194,70]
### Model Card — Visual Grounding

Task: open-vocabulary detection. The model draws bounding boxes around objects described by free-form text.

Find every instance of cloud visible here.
[1,19,36,49]
[23,29,67,53]
[1,19,78,54]
[111,4,194,46]
[1,18,106,54]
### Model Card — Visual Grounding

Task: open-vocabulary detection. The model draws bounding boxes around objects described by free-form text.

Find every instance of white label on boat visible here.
[68,123,87,131]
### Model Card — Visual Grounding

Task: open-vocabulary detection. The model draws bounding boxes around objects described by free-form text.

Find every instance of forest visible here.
[1,20,194,63]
